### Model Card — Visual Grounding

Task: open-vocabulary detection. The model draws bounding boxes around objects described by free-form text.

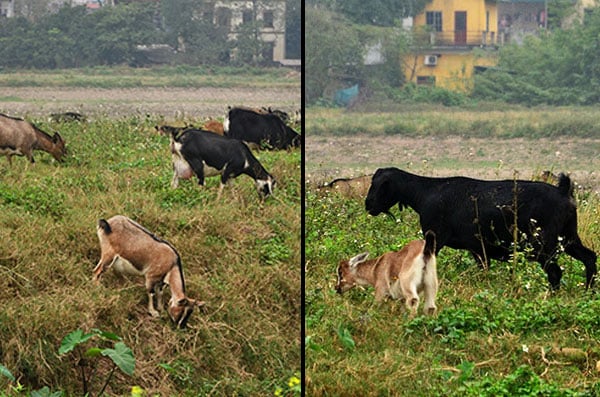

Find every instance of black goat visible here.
[365,168,597,290]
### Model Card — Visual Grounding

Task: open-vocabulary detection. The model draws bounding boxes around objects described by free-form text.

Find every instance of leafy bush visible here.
[473,8,600,105]
[389,83,468,106]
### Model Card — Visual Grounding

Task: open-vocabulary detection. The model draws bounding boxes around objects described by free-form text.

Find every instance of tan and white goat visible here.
[93,215,204,328]
[0,113,66,165]
[335,230,438,316]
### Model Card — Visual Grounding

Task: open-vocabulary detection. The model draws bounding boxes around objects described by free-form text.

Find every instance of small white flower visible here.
[522,344,529,353]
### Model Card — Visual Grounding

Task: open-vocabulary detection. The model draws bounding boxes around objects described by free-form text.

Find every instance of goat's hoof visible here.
[426,307,437,316]
[149,310,160,318]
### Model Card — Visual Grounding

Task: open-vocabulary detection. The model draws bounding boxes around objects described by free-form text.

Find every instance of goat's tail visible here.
[557,173,574,197]
[98,219,112,234]
[423,230,436,262]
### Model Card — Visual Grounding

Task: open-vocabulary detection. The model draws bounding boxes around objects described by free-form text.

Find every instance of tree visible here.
[305,6,365,104]
[307,0,430,27]
[160,0,230,65]
[473,7,600,105]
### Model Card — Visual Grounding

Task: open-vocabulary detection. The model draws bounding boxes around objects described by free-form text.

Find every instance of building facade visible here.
[403,0,499,91]
[213,0,297,65]
[0,0,14,17]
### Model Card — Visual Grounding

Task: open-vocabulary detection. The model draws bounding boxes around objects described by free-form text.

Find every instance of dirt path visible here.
[0,86,300,119]
[306,135,600,193]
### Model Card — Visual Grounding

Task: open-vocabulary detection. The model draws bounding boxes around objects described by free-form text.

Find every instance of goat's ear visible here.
[177,298,189,306]
[195,300,206,308]
[349,252,369,267]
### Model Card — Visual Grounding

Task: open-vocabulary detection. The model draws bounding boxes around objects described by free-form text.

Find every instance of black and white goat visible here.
[365,168,597,290]
[93,215,204,328]
[0,113,66,165]
[169,128,275,198]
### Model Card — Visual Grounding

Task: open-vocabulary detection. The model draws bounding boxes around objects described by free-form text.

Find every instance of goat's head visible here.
[51,133,67,162]
[335,252,369,294]
[168,297,205,329]
[365,168,404,216]
[256,175,276,198]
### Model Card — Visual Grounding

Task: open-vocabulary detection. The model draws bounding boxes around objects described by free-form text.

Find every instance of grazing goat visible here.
[365,168,597,290]
[169,128,275,198]
[318,174,373,199]
[224,107,301,150]
[155,124,193,139]
[0,113,66,165]
[202,119,224,135]
[49,112,85,123]
[93,215,204,328]
[336,231,438,316]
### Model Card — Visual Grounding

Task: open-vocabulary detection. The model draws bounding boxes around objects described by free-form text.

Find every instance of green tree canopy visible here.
[305,6,365,104]
[473,7,600,105]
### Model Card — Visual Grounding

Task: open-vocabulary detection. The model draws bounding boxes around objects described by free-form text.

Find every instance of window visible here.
[242,10,253,24]
[426,11,442,32]
[263,10,274,28]
[417,76,435,86]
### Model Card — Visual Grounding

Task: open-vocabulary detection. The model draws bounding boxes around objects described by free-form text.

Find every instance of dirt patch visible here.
[306,135,600,194]
[0,86,300,120]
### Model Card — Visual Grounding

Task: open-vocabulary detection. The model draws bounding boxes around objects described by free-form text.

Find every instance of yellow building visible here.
[404,0,499,91]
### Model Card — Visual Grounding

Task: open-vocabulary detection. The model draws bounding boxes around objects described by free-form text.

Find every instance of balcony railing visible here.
[416,30,500,47]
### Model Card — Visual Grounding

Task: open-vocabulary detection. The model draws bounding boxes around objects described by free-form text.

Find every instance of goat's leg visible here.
[155,283,165,312]
[401,282,420,317]
[171,169,180,188]
[217,181,226,200]
[145,278,163,317]
[540,256,563,290]
[92,255,118,283]
[185,157,206,187]
[564,239,597,289]
[422,276,438,316]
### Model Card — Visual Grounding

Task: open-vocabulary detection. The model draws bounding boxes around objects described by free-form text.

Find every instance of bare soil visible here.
[306,135,600,194]
[0,86,300,120]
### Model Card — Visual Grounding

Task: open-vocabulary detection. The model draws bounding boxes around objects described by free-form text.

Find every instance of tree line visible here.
[0,0,300,69]
[306,0,600,106]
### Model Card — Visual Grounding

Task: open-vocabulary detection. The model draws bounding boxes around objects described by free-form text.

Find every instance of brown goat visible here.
[318,175,373,200]
[336,231,438,316]
[202,119,224,135]
[0,113,66,165]
[93,215,204,328]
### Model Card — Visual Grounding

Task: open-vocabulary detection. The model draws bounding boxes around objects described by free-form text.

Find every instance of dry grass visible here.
[0,116,300,396]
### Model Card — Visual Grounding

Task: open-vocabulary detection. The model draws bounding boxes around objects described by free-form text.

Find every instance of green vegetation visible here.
[58,329,135,396]
[0,115,300,395]
[306,0,600,107]
[305,187,600,395]
[306,105,600,139]
[0,66,298,90]
[0,1,300,69]
[474,8,600,106]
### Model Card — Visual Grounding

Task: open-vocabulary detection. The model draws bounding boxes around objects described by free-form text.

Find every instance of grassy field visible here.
[305,105,600,396]
[0,69,301,396]
[0,66,300,89]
